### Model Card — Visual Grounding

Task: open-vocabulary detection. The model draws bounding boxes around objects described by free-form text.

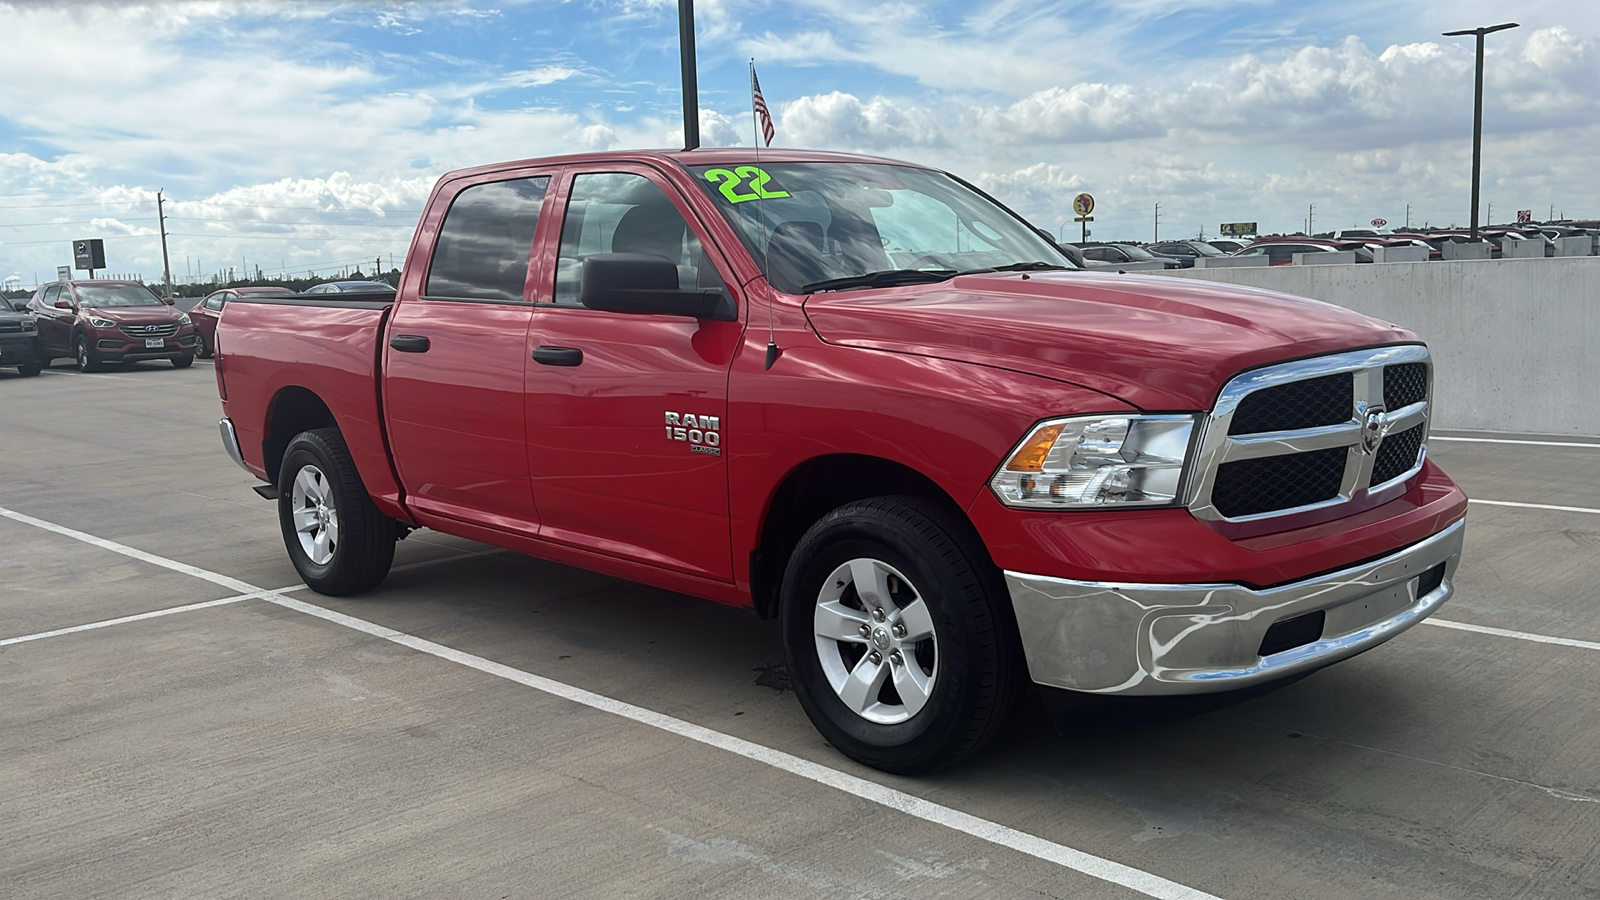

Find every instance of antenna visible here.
[753,59,779,370]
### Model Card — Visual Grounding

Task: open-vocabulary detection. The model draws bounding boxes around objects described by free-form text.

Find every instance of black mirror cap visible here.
[580,253,735,321]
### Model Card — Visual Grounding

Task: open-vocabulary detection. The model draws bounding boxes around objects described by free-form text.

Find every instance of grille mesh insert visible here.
[1212,447,1347,518]
[1229,372,1353,435]
[1371,424,1424,486]
[1384,363,1427,408]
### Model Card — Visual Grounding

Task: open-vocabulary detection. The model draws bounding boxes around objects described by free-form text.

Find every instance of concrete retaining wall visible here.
[1156,256,1600,435]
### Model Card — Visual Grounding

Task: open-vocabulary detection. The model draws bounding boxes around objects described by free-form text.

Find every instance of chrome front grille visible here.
[1189,345,1432,531]
[119,322,179,338]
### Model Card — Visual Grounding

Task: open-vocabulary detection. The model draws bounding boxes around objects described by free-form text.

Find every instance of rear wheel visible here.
[780,496,1021,774]
[277,428,397,595]
[195,333,212,359]
[74,335,101,372]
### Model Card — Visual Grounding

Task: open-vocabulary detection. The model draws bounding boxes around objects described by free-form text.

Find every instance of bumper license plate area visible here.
[145,337,165,348]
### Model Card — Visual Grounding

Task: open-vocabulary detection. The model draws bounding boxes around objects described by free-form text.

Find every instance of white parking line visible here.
[0,502,1220,900]
[0,588,297,648]
[1433,436,1600,449]
[1423,618,1600,653]
[1468,498,1600,516]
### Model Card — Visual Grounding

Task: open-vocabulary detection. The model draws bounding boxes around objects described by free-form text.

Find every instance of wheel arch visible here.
[263,386,338,487]
[750,453,987,620]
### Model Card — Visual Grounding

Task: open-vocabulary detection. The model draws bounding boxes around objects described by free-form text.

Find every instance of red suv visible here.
[28,280,198,371]
[189,287,296,358]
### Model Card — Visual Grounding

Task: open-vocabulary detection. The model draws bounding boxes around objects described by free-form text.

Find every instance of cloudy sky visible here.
[2,0,1597,288]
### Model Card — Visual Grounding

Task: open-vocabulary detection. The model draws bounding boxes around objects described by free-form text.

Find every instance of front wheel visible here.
[16,360,42,377]
[277,428,397,595]
[75,335,101,372]
[780,496,1021,774]
[172,353,194,368]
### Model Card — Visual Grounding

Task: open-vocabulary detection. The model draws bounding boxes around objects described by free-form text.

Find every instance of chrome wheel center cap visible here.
[871,627,891,651]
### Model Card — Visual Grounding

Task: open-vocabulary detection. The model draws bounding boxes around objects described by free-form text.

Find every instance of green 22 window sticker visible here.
[703,166,790,203]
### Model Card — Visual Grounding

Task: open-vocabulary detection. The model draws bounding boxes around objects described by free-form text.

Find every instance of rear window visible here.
[426,176,550,301]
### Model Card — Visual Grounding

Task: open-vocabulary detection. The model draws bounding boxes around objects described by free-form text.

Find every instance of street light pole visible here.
[1443,22,1518,241]
[678,0,700,150]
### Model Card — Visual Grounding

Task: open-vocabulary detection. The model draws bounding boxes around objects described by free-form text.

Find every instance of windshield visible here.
[75,285,163,308]
[1116,244,1157,260]
[688,162,1075,293]
[1188,242,1225,257]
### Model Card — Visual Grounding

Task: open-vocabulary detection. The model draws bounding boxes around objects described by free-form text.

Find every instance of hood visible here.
[83,306,181,325]
[803,271,1414,410]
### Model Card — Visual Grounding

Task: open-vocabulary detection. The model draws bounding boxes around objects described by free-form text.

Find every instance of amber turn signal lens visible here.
[1005,423,1065,472]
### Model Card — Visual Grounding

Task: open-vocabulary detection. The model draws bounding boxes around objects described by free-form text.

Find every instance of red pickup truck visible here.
[215,149,1467,773]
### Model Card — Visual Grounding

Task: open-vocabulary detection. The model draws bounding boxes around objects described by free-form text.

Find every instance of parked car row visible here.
[1068,222,1597,269]
[2,278,400,375]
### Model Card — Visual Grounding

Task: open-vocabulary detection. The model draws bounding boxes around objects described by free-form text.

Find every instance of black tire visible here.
[780,496,1021,774]
[172,353,194,368]
[276,428,397,595]
[74,334,101,372]
[196,333,212,359]
[17,360,42,377]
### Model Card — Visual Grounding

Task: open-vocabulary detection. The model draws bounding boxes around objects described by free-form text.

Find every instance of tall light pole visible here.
[1443,22,1518,241]
[678,0,700,150]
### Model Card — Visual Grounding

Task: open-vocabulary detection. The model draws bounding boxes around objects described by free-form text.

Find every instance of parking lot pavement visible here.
[2,361,1598,899]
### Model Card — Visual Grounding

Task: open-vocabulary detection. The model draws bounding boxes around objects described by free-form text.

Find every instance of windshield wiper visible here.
[800,269,959,293]
[985,261,1073,272]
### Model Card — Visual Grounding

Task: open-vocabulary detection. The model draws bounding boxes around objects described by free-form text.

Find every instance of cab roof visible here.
[442,147,932,182]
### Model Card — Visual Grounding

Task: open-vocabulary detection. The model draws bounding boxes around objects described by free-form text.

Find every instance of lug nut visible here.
[892,623,906,638]
[857,624,871,638]
[868,651,883,665]
[872,607,887,622]
[889,650,903,667]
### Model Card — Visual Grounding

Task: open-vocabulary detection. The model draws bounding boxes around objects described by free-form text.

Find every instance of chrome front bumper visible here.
[219,417,249,472]
[1005,519,1465,695]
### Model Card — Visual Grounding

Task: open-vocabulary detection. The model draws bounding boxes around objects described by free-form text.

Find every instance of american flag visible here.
[751,63,775,147]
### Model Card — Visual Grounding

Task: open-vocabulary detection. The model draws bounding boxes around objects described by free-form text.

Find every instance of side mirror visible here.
[579,254,734,321]
[10,300,27,312]
[54,298,72,309]
[160,296,176,306]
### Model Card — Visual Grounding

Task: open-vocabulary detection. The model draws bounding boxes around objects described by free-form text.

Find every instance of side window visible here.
[553,172,717,308]
[205,294,226,311]
[426,176,550,301]
[42,285,62,306]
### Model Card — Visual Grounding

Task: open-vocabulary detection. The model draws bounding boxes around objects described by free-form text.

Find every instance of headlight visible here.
[178,313,192,325]
[87,316,117,328]
[989,414,1198,509]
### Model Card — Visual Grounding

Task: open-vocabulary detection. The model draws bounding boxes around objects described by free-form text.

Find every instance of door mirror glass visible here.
[54,297,72,309]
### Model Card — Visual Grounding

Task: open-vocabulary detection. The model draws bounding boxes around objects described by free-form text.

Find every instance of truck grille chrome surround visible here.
[1188,345,1431,536]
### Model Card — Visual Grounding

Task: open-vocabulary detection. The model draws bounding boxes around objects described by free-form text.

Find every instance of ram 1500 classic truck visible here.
[215,149,1467,774]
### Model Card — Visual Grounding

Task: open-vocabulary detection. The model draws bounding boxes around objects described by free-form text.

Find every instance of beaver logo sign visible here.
[1072,193,1095,217]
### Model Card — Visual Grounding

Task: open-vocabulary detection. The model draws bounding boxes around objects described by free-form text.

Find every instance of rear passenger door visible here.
[523,166,742,582]
[383,170,555,536]
[34,285,69,352]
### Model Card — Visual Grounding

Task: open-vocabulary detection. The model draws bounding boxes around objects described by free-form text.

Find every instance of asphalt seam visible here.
[0,503,1223,900]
